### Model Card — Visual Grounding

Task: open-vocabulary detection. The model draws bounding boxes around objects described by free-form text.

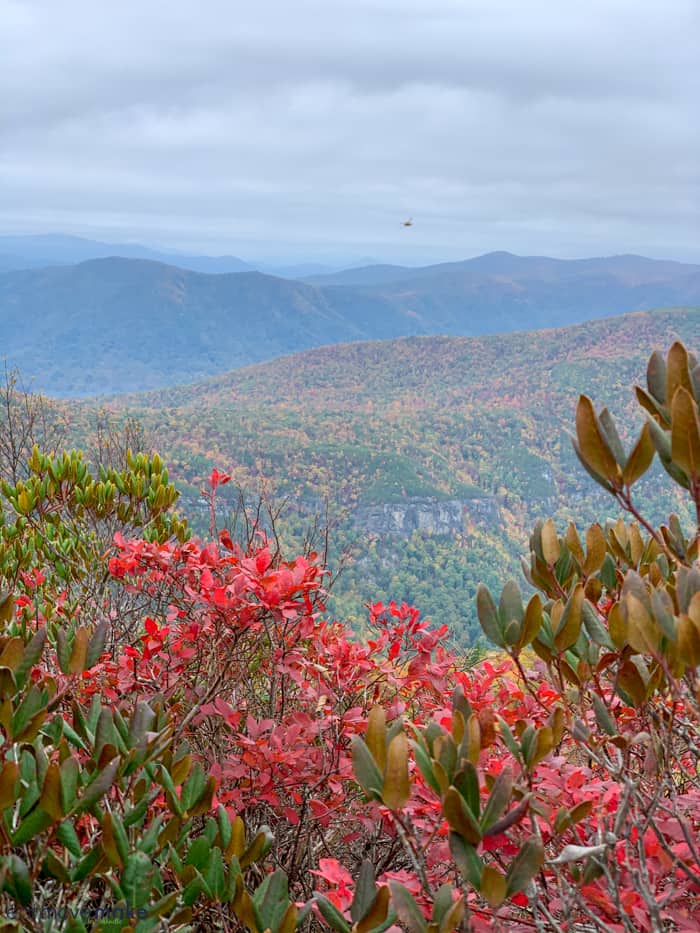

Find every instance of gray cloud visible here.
[1,0,698,262]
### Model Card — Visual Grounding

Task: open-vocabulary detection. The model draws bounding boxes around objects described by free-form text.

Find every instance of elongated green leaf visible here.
[4,854,32,906]
[387,882,427,933]
[476,585,504,647]
[351,736,384,800]
[582,602,614,649]
[12,806,53,845]
[14,627,46,689]
[505,837,544,897]
[591,693,616,736]
[352,860,377,924]
[73,756,119,814]
[448,833,482,888]
[86,620,109,668]
[314,893,351,933]
[443,787,481,845]
[480,766,512,833]
[554,585,584,652]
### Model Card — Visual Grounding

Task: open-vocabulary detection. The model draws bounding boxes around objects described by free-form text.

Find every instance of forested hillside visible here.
[68,306,699,645]
[2,251,699,395]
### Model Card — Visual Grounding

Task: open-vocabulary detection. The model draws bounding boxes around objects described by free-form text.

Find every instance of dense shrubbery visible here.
[0,342,699,932]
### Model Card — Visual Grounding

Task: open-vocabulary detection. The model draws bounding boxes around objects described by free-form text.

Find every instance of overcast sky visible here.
[1,0,699,264]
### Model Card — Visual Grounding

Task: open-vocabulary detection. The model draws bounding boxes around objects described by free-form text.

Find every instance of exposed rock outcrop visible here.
[352,496,499,537]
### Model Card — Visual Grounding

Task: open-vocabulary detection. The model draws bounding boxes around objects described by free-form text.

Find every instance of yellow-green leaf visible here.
[480,865,506,908]
[381,732,410,810]
[583,524,606,576]
[365,706,387,772]
[575,396,621,482]
[671,387,700,478]
[623,423,655,486]
[541,519,560,566]
[554,585,584,652]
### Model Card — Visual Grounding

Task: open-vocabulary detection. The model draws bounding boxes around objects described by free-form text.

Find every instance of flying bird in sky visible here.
[401,217,414,227]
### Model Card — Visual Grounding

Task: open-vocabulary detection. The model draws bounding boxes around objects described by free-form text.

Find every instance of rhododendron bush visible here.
[1,341,699,933]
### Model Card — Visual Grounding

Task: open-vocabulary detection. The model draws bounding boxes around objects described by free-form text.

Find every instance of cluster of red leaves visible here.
[19,493,698,932]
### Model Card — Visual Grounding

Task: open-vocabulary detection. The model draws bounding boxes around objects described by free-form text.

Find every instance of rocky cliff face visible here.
[352,496,499,537]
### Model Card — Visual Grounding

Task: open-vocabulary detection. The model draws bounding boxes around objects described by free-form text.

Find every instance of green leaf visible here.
[554,585,584,652]
[351,860,377,924]
[60,756,80,813]
[73,756,120,814]
[505,837,544,897]
[181,761,206,812]
[14,627,46,689]
[476,585,504,647]
[437,895,466,933]
[443,787,481,845]
[387,882,427,933]
[70,842,104,882]
[314,893,351,933]
[351,736,384,799]
[186,836,211,870]
[453,763,480,819]
[430,884,454,927]
[448,833,483,888]
[55,628,72,674]
[56,820,82,858]
[356,886,391,933]
[480,766,512,833]
[591,693,616,737]
[12,806,53,845]
[204,846,226,901]
[255,869,291,933]
[86,620,109,668]
[598,408,626,467]
[121,852,154,908]
[217,804,232,851]
[582,602,614,650]
[4,854,32,906]
[412,736,441,796]
[11,685,46,741]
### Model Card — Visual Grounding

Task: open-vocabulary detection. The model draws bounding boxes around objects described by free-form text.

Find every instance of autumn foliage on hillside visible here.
[0,342,699,932]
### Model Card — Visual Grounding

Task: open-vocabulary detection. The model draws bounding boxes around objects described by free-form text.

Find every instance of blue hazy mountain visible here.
[1,250,698,396]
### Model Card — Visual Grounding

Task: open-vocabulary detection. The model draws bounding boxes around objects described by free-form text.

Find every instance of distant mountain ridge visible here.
[1,248,699,396]
[303,251,699,287]
[0,233,252,275]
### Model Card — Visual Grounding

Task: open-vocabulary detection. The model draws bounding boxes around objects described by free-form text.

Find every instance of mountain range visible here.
[0,233,253,275]
[2,241,699,396]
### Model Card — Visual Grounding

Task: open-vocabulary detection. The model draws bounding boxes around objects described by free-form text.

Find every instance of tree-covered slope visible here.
[77,306,698,644]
